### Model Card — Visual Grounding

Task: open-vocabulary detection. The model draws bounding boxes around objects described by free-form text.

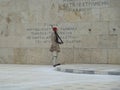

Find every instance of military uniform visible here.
[50,32,60,52]
[49,26,63,67]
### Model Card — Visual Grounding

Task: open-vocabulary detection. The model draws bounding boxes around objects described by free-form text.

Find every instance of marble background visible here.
[0,0,120,64]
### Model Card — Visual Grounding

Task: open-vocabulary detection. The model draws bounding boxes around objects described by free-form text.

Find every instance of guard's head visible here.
[52,27,58,31]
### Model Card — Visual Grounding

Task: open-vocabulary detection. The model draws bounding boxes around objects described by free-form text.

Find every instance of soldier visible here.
[50,26,63,67]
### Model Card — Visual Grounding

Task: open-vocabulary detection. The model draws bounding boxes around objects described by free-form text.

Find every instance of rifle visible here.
[50,25,63,44]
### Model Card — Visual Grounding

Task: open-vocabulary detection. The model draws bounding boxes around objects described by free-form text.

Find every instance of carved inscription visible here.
[58,0,110,11]
[26,24,78,45]
[26,26,51,44]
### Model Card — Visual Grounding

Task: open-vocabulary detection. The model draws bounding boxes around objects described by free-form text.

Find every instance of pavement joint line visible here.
[55,64,120,75]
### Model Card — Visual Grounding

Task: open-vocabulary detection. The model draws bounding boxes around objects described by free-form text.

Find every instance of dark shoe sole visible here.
[53,63,61,67]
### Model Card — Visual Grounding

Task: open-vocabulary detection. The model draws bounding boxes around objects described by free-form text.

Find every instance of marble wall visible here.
[0,0,120,65]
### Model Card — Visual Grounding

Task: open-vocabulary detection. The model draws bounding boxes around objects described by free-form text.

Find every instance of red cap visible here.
[52,27,58,31]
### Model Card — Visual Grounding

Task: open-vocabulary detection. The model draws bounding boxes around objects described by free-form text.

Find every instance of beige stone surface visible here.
[100,8,120,21]
[75,22,92,35]
[109,21,120,34]
[110,0,120,7]
[90,49,108,64]
[118,35,120,48]
[16,0,29,12]
[0,48,14,64]
[0,0,16,13]
[59,48,74,64]
[74,48,91,64]
[98,34,118,48]
[79,35,99,48]
[108,49,120,64]
[13,48,51,65]
[91,22,109,35]
[0,0,120,64]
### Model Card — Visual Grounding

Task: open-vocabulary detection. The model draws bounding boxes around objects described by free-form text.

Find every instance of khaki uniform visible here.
[50,32,60,66]
[50,32,60,52]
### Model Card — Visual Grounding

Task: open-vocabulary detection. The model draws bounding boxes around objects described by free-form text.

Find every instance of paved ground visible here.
[55,64,120,75]
[0,64,120,90]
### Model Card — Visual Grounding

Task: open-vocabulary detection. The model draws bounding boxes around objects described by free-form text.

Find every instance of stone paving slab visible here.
[29,82,120,90]
[0,64,120,90]
[55,64,120,75]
